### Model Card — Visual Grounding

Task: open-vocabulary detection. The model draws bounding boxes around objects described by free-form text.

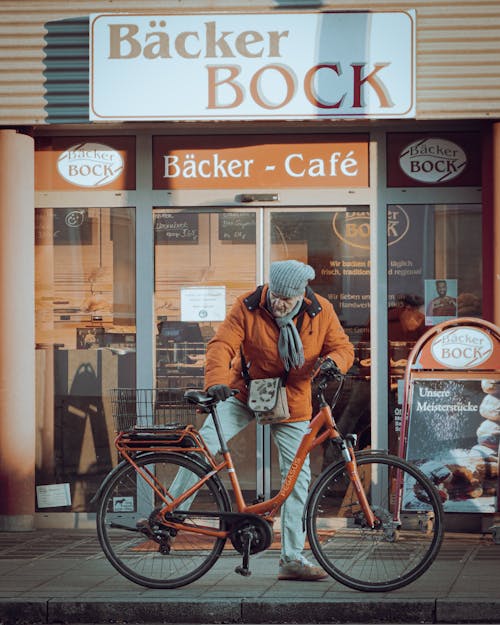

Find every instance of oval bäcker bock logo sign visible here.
[430,327,493,369]
[332,207,409,250]
[399,138,466,184]
[57,142,124,187]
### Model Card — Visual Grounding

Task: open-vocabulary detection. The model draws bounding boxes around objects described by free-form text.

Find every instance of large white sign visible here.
[90,11,415,121]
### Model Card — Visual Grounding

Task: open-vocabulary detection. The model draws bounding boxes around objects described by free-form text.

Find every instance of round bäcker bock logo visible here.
[57,142,123,188]
[399,138,467,184]
[332,207,409,250]
[430,327,493,369]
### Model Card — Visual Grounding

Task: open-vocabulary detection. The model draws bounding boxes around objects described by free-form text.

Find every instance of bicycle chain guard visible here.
[229,516,274,555]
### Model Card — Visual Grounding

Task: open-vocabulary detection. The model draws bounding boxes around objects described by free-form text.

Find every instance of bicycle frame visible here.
[113,379,378,536]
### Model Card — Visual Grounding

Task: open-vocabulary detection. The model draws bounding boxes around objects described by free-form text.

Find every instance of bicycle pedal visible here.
[235,565,251,577]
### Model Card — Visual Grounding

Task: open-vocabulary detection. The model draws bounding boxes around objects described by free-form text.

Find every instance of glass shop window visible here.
[34,207,136,512]
[386,203,482,452]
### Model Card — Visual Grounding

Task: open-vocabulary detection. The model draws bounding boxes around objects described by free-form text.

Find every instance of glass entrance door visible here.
[267,207,371,493]
[152,205,373,501]
[153,207,260,498]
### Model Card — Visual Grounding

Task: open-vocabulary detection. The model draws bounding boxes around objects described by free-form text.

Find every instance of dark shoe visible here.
[278,557,328,581]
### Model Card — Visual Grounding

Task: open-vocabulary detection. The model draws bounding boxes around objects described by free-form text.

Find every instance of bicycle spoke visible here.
[97,453,229,588]
[307,453,443,592]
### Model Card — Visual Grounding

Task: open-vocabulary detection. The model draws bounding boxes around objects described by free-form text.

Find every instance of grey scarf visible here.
[270,297,304,371]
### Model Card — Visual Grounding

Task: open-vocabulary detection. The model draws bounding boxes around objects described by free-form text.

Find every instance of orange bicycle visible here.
[94,371,443,592]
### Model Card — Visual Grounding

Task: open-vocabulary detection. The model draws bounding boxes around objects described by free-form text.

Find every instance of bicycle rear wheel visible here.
[306,451,444,592]
[96,452,230,588]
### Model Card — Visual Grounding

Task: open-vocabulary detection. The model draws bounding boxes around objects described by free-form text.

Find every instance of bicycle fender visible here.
[301,448,390,530]
[90,457,130,505]
[90,451,231,509]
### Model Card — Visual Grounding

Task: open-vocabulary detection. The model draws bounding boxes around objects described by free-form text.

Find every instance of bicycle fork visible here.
[336,437,379,529]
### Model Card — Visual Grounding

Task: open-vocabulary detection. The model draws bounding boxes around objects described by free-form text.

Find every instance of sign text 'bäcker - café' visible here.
[90,12,415,121]
[152,135,369,189]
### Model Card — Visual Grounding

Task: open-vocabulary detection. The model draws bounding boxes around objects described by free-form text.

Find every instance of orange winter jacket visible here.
[204,284,355,422]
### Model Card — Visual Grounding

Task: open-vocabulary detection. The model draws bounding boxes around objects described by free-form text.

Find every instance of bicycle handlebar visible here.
[184,373,344,413]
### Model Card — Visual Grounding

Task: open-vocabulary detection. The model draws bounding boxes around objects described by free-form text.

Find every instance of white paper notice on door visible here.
[181,287,226,322]
[36,483,72,508]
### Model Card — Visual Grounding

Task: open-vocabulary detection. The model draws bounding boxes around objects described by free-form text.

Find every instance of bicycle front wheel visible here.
[96,452,230,588]
[306,452,444,592]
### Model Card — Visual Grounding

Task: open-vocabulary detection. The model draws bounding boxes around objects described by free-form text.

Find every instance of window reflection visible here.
[34,207,136,512]
[35,207,136,348]
[387,203,482,452]
[269,208,373,484]
[153,208,258,495]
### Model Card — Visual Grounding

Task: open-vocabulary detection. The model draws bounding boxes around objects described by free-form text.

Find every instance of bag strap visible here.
[240,312,305,387]
[240,345,252,386]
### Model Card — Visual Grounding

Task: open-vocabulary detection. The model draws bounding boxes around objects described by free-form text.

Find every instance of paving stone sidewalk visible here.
[0,529,499,624]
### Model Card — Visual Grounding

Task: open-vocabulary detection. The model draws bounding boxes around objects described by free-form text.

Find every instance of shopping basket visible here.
[109,388,196,432]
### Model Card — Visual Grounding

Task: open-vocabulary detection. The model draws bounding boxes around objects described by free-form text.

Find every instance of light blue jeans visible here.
[170,395,311,561]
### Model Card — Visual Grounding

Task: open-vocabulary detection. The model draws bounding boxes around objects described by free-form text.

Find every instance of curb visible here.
[0,600,47,625]
[435,598,500,623]
[241,598,436,623]
[47,599,242,624]
[1,597,500,624]
[1,598,438,625]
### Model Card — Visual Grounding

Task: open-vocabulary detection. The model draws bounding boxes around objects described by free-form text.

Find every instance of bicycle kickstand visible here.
[234,528,252,577]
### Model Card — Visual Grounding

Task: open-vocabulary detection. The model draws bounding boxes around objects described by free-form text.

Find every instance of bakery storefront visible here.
[33,128,485,522]
[0,7,496,530]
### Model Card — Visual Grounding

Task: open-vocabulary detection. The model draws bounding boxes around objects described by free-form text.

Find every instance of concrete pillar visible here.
[0,130,35,531]
[493,124,500,327]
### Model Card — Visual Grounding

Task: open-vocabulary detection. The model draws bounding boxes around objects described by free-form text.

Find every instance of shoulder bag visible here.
[240,347,290,425]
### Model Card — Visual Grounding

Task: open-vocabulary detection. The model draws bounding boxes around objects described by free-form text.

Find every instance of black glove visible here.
[319,357,340,378]
[207,384,233,401]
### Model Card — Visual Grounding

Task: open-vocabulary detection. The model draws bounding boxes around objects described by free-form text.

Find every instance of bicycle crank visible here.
[229,517,274,555]
[230,517,274,577]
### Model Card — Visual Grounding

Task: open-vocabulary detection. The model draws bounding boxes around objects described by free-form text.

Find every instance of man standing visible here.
[198,259,354,581]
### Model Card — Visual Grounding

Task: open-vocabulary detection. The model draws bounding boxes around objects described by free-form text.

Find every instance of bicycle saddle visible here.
[184,389,215,408]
